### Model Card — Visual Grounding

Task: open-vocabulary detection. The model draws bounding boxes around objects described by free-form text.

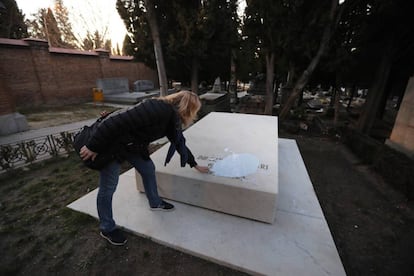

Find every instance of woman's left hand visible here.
[100,110,109,117]
[80,145,97,161]
[194,165,209,173]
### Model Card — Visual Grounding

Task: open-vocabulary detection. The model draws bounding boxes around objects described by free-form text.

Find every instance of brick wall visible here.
[0,38,158,114]
[0,77,15,115]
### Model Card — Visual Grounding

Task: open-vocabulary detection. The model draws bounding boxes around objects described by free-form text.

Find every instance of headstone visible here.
[136,112,278,223]
[0,112,29,135]
[96,77,129,95]
[134,80,155,92]
[103,92,159,104]
[172,81,182,91]
[248,73,266,95]
[96,78,160,104]
[212,77,221,92]
[199,92,226,102]
[199,92,230,116]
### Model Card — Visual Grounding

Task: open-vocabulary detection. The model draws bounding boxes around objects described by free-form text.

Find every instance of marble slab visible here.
[96,77,129,95]
[133,80,155,92]
[136,112,278,223]
[103,91,159,104]
[67,139,346,276]
[199,92,227,102]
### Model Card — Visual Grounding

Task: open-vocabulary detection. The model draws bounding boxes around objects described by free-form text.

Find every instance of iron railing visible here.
[0,129,80,173]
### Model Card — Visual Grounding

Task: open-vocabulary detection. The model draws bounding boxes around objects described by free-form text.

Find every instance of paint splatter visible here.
[211,153,259,178]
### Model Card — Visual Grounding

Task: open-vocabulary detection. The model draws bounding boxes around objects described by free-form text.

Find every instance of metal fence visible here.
[0,129,80,173]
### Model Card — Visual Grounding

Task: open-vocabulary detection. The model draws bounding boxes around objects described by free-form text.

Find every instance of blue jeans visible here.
[97,153,163,232]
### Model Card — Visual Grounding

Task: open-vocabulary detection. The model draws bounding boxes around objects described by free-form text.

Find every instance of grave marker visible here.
[136,112,278,223]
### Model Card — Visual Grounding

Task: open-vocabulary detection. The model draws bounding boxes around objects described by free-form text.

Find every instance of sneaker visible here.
[150,200,175,211]
[100,229,127,246]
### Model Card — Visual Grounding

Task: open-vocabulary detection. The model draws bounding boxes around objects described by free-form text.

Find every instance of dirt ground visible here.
[289,133,414,276]
[18,104,120,130]
[1,105,414,275]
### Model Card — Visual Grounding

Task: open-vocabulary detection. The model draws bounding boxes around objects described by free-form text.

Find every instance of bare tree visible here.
[62,0,113,52]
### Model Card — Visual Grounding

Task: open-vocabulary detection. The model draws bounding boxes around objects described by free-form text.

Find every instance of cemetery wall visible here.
[0,38,158,115]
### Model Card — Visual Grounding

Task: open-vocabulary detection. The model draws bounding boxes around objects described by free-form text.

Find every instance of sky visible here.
[15,0,127,50]
[16,0,246,52]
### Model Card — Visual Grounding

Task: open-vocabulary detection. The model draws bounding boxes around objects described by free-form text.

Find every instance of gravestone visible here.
[0,112,29,135]
[199,92,230,116]
[96,78,158,104]
[136,112,278,223]
[133,80,155,92]
[247,73,266,95]
[96,77,129,95]
[200,76,229,116]
[103,92,158,104]
[212,77,221,92]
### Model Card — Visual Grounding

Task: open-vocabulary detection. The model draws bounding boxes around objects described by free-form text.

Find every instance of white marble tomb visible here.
[68,138,346,275]
[136,112,279,223]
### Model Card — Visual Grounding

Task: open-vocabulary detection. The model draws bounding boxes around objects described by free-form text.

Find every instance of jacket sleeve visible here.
[185,146,197,167]
[165,112,198,167]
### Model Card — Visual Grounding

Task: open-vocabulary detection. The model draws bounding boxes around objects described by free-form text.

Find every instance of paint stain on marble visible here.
[211,153,260,178]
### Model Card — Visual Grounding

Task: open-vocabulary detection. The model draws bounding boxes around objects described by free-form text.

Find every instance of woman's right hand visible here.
[194,165,210,174]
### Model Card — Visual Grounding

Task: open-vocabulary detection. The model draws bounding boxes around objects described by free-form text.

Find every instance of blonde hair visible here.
[161,90,201,126]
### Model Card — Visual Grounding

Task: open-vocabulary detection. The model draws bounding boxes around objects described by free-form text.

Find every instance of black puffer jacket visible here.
[86,99,197,167]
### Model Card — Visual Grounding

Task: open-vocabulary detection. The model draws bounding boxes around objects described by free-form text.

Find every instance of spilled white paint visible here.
[211,153,260,178]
